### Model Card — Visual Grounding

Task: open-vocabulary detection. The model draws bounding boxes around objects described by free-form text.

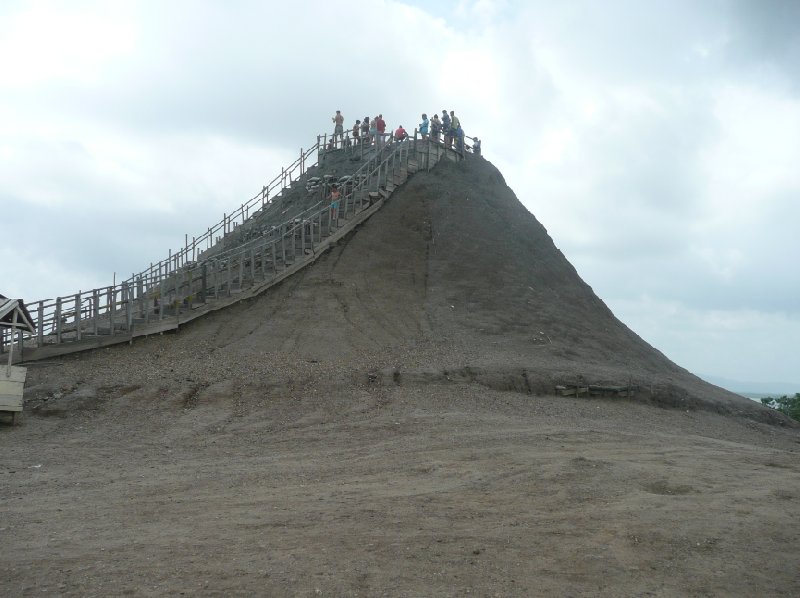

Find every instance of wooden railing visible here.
[1,132,453,359]
[122,144,321,289]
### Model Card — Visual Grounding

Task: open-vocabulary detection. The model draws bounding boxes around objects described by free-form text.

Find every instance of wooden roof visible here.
[0,295,36,334]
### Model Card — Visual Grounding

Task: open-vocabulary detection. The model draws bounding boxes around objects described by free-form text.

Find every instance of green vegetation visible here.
[760,393,800,421]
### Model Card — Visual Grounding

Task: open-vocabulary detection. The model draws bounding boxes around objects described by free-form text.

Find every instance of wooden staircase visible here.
[3,136,464,363]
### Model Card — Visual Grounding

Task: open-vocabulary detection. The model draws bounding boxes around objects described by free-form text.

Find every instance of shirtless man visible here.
[332,110,344,146]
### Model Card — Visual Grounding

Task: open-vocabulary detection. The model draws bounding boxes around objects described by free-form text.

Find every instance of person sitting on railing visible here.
[430,113,442,142]
[332,110,344,147]
[419,114,429,140]
[394,125,408,142]
[441,110,451,147]
[328,184,341,220]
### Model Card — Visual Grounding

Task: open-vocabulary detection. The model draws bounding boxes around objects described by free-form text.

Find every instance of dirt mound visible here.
[129,151,781,424]
[5,151,800,596]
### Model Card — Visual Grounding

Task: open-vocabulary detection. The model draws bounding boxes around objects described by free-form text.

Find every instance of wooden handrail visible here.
[1,133,469,356]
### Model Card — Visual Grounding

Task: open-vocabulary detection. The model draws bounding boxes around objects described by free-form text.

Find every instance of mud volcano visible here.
[157,152,778,421]
[4,150,799,597]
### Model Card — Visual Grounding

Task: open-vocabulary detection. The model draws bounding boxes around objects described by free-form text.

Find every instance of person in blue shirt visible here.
[419,113,429,139]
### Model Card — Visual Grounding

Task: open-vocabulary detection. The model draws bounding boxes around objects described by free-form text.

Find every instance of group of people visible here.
[331,109,480,156]
[331,112,389,149]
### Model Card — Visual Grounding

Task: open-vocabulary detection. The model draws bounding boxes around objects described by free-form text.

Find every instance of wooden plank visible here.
[0,365,26,411]
[1,365,25,383]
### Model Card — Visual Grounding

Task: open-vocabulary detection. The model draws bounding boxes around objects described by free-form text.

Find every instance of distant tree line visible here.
[761,393,800,421]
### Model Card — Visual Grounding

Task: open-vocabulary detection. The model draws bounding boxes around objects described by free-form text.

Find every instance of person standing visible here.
[332,110,344,146]
[361,116,370,145]
[328,184,341,221]
[369,116,378,147]
[456,125,465,153]
[419,113,429,140]
[353,120,361,146]
[441,110,451,148]
[430,113,442,142]
[447,110,464,153]
[375,114,387,149]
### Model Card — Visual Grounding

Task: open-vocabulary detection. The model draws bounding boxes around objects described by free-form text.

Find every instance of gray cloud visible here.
[1,0,798,385]
[725,0,800,88]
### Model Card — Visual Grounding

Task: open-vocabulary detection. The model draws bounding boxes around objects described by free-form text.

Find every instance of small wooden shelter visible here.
[1,294,36,424]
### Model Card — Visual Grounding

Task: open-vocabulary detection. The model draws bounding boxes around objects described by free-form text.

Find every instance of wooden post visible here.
[214,261,220,298]
[200,264,207,303]
[55,297,62,344]
[91,291,99,335]
[107,288,115,335]
[237,253,244,290]
[249,247,255,283]
[187,269,193,309]
[74,292,82,341]
[6,309,18,375]
[37,301,44,347]
[124,282,133,331]
[137,277,145,318]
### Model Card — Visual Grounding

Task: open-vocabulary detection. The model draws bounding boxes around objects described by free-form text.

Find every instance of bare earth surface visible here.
[2,153,799,596]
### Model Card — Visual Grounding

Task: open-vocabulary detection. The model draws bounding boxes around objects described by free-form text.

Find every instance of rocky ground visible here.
[2,152,798,596]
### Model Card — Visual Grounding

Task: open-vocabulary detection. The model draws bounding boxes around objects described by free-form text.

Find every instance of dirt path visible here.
[2,381,799,596]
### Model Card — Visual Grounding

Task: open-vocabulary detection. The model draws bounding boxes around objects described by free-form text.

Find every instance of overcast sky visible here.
[1,0,798,389]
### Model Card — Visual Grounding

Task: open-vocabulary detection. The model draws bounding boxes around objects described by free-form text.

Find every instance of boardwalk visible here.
[2,133,475,363]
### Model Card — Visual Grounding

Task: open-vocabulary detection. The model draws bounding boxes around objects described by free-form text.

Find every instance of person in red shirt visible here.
[375,114,386,149]
[394,125,408,142]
